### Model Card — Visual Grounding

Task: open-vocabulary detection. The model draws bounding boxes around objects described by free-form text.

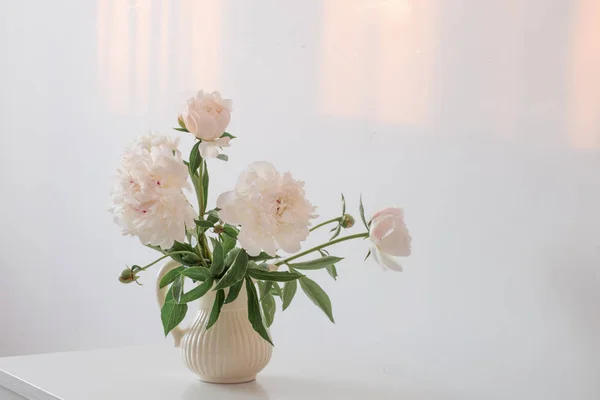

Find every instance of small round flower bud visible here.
[177,114,187,130]
[118,268,136,284]
[213,224,224,234]
[341,214,355,229]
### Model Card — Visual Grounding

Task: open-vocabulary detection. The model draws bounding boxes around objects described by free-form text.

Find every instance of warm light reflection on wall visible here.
[568,0,600,149]
[320,0,435,125]
[97,0,220,115]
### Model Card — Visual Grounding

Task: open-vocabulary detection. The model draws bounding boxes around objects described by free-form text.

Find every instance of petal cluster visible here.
[217,162,317,256]
[110,133,196,249]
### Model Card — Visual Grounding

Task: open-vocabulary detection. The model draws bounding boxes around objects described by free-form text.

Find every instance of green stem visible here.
[275,232,369,266]
[197,251,210,269]
[193,174,204,218]
[190,158,213,263]
[201,235,212,262]
[139,251,198,271]
[310,217,342,232]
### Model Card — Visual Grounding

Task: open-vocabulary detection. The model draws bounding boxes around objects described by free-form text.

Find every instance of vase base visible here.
[198,375,257,384]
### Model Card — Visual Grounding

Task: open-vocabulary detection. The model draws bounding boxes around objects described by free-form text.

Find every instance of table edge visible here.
[0,368,62,400]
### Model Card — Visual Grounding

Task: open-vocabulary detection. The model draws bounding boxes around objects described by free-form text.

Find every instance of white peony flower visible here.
[369,207,412,271]
[217,162,317,256]
[182,90,232,159]
[110,133,197,249]
[134,132,181,155]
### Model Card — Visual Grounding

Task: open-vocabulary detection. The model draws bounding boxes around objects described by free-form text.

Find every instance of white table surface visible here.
[0,345,449,400]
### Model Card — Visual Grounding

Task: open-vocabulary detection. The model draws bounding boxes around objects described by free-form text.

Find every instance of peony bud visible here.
[341,214,355,229]
[213,224,224,234]
[177,114,187,130]
[118,268,138,284]
[182,91,234,159]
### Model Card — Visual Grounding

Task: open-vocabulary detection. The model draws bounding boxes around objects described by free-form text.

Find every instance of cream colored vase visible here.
[156,260,273,383]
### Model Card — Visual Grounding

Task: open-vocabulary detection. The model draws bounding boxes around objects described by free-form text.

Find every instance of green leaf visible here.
[245,276,273,345]
[167,241,195,254]
[261,293,276,327]
[161,298,188,336]
[249,252,275,262]
[216,154,229,161]
[164,285,175,303]
[130,265,142,273]
[364,249,371,261]
[194,219,214,229]
[206,209,220,224]
[209,242,225,277]
[221,132,236,139]
[166,242,202,266]
[222,225,239,238]
[181,253,202,266]
[172,276,184,303]
[341,193,346,214]
[359,195,369,230]
[299,277,335,323]
[214,248,248,290]
[180,278,214,303]
[319,249,339,280]
[326,265,339,280]
[289,256,344,270]
[224,247,240,265]
[180,267,210,281]
[189,141,202,174]
[206,290,225,329]
[257,280,266,295]
[159,266,185,288]
[270,282,283,297]
[282,279,297,311]
[247,269,304,282]
[222,234,237,255]
[173,127,189,132]
[330,224,342,241]
[259,281,273,301]
[195,219,214,229]
[256,262,269,271]
[224,280,244,304]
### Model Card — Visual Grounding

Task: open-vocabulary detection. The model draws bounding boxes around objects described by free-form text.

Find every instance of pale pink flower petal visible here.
[186,108,218,140]
[372,207,404,221]
[368,207,411,271]
[378,226,412,256]
[198,135,231,159]
[216,190,239,223]
[237,230,263,257]
[371,246,403,272]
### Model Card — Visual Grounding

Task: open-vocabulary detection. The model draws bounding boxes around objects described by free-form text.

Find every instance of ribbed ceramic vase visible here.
[156,260,273,383]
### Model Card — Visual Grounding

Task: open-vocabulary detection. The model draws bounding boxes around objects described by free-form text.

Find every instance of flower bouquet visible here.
[110,90,412,383]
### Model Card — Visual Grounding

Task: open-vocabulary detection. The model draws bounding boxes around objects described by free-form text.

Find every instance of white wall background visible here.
[1,0,599,398]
